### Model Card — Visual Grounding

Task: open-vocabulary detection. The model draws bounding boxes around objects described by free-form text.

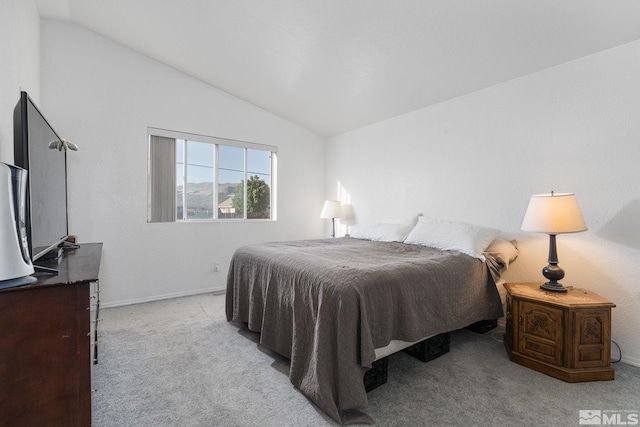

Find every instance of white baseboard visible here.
[618,354,640,367]
[100,287,226,309]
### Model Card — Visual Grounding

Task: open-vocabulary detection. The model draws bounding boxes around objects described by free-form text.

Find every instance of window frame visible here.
[148,127,277,222]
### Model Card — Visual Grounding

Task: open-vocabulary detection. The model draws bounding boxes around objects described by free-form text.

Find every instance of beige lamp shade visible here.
[521,192,587,234]
[320,200,343,219]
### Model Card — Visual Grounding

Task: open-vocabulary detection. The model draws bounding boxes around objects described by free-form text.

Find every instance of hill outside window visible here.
[147,128,276,222]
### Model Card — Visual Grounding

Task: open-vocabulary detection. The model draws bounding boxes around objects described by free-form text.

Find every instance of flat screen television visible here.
[13,91,70,265]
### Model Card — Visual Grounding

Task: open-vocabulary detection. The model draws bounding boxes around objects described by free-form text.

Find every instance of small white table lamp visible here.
[340,204,355,236]
[521,192,587,292]
[320,200,343,238]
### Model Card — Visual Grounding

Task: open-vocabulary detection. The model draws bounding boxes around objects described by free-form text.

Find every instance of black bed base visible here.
[402,332,450,362]
[465,319,498,334]
[364,333,451,392]
[364,357,388,392]
[363,322,496,392]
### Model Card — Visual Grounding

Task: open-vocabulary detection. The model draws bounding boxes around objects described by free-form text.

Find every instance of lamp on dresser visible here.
[521,191,587,292]
[320,200,343,238]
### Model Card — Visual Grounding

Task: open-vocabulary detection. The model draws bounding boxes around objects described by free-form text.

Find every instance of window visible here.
[148,128,276,222]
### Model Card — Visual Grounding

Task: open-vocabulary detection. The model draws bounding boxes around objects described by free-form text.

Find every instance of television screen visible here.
[13,91,69,262]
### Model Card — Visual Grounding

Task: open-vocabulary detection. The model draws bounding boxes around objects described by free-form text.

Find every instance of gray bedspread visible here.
[225,238,503,425]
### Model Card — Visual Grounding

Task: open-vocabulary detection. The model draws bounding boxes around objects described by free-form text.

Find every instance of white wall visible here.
[0,0,40,163]
[40,20,326,306]
[326,40,640,366]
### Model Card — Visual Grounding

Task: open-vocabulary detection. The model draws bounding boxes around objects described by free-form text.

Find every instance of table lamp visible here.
[340,204,355,236]
[521,192,587,292]
[320,200,343,238]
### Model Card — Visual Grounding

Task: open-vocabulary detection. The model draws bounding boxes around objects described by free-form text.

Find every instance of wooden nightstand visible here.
[503,282,615,382]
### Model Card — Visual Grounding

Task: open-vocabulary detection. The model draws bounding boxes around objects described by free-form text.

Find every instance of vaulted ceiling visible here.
[36,0,640,137]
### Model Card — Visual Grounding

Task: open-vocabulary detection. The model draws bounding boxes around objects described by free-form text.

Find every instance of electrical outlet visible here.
[214,262,220,272]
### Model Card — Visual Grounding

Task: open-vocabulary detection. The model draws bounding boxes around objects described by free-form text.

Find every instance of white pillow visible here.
[404,217,500,260]
[351,223,415,242]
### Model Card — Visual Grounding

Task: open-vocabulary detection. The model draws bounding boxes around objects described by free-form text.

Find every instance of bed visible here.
[226,221,517,425]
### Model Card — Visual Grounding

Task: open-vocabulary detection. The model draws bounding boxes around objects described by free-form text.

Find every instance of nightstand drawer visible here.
[572,310,610,369]
[519,301,563,365]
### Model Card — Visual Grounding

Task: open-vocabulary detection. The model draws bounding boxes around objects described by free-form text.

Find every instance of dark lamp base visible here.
[541,235,567,293]
[540,281,568,293]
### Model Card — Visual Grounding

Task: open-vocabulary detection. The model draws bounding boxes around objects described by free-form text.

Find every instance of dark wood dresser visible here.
[0,242,102,426]
[503,282,615,382]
